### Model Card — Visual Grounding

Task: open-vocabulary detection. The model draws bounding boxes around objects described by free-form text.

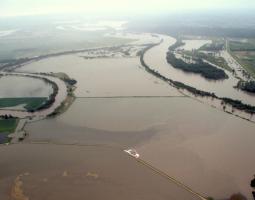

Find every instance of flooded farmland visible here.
[16,55,181,97]
[24,97,255,199]
[1,30,255,200]
[177,40,212,51]
[0,75,53,98]
[0,144,200,200]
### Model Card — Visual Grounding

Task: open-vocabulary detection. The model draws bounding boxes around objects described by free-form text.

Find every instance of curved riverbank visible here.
[0,72,68,119]
[144,35,255,106]
[140,37,255,122]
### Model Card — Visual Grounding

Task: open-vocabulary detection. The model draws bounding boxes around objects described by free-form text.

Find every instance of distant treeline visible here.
[166,52,228,80]
[145,26,255,39]
[140,42,255,115]
[128,21,255,38]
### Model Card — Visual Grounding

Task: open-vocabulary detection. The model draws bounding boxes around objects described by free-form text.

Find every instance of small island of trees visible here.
[166,51,228,80]
[236,81,255,94]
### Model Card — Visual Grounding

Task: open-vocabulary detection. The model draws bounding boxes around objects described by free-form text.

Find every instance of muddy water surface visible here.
[0,144,200,200]
[24,98,255,199]
[17,55,181,97]
[0,75,52,98]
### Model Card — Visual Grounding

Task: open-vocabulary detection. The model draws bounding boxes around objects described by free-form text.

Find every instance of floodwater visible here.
[177,40,211,51]
[0,144,200,200]
[4,32,255,200]
[145,34,255,106]
[0,75,52,98]
[24,97,255,199]
[16,55,181,97]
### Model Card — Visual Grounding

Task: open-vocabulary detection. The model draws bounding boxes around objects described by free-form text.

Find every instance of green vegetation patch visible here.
[0,119,18,144]
[229,40,255,51]
[169,39,185,51]
[225,39,255,78]
[236,81,255,93]
[184,50,232,71]
[0,97,47,111]
[200,40,225,51]
[166,52,228,80]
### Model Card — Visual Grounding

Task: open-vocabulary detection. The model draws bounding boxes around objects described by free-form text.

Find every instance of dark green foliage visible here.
[221,97,255,114]
[166,52,228,80]
[0,119,18,144]
[0,97,47,111]
[200,42,224,51]
[251,177,255,188]
[31,79,58,112]
[63,78,77,86]
[173,81,216,97]
[237,81,255,93]
[168,39,185,51]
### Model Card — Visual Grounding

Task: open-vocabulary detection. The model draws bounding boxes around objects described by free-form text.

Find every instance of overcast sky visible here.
[0,0,254,17]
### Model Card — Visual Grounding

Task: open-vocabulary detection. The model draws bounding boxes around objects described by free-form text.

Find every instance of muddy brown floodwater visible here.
[0,75,52,98]
[3,32,255,200]
[16,55,180,97]
[0,144,200,200]
[24,97,255,199]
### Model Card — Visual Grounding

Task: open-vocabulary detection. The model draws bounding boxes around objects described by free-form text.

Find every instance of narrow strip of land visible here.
[134,157,207,200]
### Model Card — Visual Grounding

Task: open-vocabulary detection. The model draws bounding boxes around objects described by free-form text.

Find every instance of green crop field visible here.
[0,97,47,111]
[229,39,255,51]
[227,39,255,78]
[0,119,18,144]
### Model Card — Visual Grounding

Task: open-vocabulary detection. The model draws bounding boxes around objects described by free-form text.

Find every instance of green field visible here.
[0,119,18,144]
[0,97,47,111]
[229,39,255,51]
[227,40,255,78]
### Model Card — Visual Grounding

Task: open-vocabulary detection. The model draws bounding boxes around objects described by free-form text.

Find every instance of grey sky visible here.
[0,0,254,17]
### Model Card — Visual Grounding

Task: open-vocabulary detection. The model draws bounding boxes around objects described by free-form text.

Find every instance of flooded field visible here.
[145,35,255,106]
[24,97,255,199]
[0,144,200,200]
[177,40,211,51]
[2,30,255,200]
[16,55,181,97]
[0,75,53,98]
